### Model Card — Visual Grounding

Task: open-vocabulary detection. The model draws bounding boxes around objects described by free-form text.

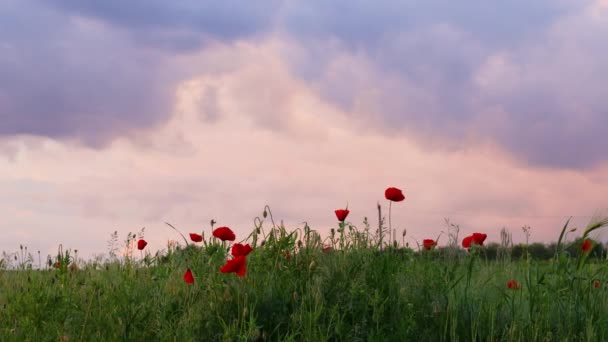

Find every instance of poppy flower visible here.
[282,250,292,259]
[184,268,194,284]
[220,255,247,277]
[137,239,148,250]
[334,209,349,222]
[472,233,487,246]
[594,280,600,288]
[189,233,203,243]
[231,243,253,257]
[54,261,61,269]
[385,187,405,202]
[581,239,593,254]
[462,233,487,249]
[462,235,474,249]
[423,239,436,251]
[213,227,236,241]
[322,245,333,253]
[507,280,520,290]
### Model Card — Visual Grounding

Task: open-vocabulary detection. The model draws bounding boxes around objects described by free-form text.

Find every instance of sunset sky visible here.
[1,0,608,258]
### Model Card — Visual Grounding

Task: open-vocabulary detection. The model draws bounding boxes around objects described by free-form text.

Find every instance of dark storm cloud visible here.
[41,0,284,51]
[0,1,181,144]
[0,0,282,144]
[1,0,606,168]
[278,0,607,169]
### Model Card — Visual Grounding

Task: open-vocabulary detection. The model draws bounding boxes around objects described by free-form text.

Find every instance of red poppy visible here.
[334,209,349,222]
[322,245,333,253]
[213,227,236,241]
[462,235,473,249]
[184,268,194,284]
[594,280,600,288]
[282,250,292,259]
[507,279,520,290]
[231,243,253,257]
[581,239,593,254]
[385,187,405,202]
[462,233,487,249]
[220,255,247,277]
[137,239,148,250]
[423,239,436,250]
[189,233,203,243]
[472,233,487,246]
[54,261,61,269]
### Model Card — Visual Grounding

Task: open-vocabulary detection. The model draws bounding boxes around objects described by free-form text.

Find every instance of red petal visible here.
[189,233,203,242]
[385,187,405,202]
[184,268,194,284]
[231,243,253,257]
[137,239,148,250]
[462,235,473,249]
[213,227,236,241]
[334,209,349,222]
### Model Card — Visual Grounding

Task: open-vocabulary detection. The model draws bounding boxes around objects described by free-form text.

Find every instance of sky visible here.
[1,0,608,259]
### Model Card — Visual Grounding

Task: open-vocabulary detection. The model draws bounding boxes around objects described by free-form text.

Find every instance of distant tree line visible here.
[428,238,607,260]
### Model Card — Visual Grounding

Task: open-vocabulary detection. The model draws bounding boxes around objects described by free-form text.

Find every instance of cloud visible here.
[1,42,606,258]
[2,0,608,170]
[41,0,284,51]
[0,1,186,146]
[276,0,608,168]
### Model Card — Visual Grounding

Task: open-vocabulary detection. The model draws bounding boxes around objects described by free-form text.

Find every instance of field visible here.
[1,205,607,341]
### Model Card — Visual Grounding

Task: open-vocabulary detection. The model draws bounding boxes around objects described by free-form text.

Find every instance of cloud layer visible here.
[3,1,608,168]
[1,41,606,258]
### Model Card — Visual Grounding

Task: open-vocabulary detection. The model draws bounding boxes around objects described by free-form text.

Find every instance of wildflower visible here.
[472,233,487,246]
[462,233,487,249]
[189,233,203,243]
[334,209,350,222]
[385,187,405,202]
[462,235,473,249]
[581,239,593,254]
[322,245,333,253]
[213,227,236,241]
[54,261,61,269]
[137,239,148,250]
[231,243,253,257]
[184,268,194,284]
[594,280,600,288]
[507,280,520,290]
[423,239,436,251]
[281,250,292,259]
[220,255,247,277]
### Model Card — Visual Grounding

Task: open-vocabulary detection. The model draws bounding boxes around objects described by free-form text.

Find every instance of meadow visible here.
[1,190,608,341]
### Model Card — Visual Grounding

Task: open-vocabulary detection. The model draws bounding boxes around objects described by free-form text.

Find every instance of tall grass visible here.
[0,207,607,341]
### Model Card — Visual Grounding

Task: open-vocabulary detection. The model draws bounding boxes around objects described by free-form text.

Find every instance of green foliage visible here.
[1,212,608,341]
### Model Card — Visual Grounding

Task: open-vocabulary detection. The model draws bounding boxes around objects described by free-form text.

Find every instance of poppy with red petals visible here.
[582,239,593,254]
[322,245,333,253]
[472,233,487,246]
[231,243,253,257]
[282,250,292,259]
[594,280,600,288]
[213,227,236,241]
[462,233,487,249]
[423,239,436,251]
[220,255,247,277]
[462,235,473,249]
[385,187,405,202]
[507,279,520,290]
[335,209,350,222]
[184,268,194,284]
[137,239,148,250]
[189,233,203,243]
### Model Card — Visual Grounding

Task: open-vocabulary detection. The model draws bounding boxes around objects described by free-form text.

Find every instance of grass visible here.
[1,206,607,341]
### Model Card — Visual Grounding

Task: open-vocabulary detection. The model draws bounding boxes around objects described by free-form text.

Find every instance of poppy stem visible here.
[388,201,392,249]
